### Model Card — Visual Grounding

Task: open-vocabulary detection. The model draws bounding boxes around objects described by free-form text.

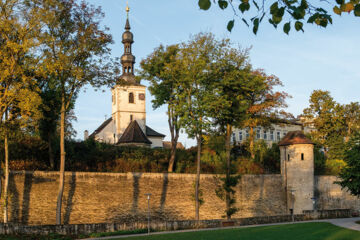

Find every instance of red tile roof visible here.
[278,131,314,146]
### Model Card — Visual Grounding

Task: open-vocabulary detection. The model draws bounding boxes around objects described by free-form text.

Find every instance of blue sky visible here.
[74,0,360,147]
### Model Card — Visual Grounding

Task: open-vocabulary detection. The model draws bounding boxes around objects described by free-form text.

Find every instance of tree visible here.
[198,0,360,34]
[140,44,183,172]
[343,102,360,142]
[211,44,251,219]
[337,132,360,197]
[0,0,42,222]
[177,33,222,220]
[240,70,290,159]
[302,90,346,159]
[37,0,117,224]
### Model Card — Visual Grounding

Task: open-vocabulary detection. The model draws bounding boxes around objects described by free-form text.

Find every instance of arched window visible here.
[129,92,134,103]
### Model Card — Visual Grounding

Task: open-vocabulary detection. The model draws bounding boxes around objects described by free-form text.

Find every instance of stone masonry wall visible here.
[0,171,357,225]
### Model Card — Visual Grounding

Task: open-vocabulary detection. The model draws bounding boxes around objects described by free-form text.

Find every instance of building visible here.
[88,6,165,148]
[279,131,315,214]
[231,119,315,146]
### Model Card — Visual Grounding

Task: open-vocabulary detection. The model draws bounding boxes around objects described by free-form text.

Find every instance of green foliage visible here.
[197,0,359,34]
[337,132,360,196]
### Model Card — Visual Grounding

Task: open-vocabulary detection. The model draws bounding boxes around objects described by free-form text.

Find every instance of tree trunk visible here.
[48,132,54,170]
[225,124,232,220]
[56,99,66,225]
[168,141,177,172]
[3,132,9,223]
[195,134,201,221]
[249,127,255,159]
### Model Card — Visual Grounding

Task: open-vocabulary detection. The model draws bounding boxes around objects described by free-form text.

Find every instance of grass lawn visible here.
[116,222,360,240]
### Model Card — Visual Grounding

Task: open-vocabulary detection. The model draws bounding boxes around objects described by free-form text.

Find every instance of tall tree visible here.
[177,33,223,220]
[197,0,360,34]
[37,0,116,224]
[212,44,251,219]
[337,132,360,197]
[343,102,360,142]
[0,0,42,222]
[140,44,183,172]
[241,70,290,159]
[302,90,345,158]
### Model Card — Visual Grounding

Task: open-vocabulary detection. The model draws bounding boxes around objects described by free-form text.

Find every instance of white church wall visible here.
[148,136,163,148]
[95,120,116,144]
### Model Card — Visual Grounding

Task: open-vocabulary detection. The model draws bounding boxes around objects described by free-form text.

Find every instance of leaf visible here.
[355,4,360,16]
[294,21,304,32]
[239,2,250,12]
[270,2,279,14]
[336,0,344,4]
[333,6,342,15]
[307,13,319,23]
[253,18,259,34]
[218,0,228,10]
[344,3,355,12]
[198,0,211,10]
[269,19,278,28]
[283,22,291,34]
[227,20,235,32]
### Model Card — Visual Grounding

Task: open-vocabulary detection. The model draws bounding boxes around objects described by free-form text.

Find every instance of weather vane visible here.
[126,1,130,18]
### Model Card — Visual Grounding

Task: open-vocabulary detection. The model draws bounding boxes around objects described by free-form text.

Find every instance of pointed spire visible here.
[125,1,130,30]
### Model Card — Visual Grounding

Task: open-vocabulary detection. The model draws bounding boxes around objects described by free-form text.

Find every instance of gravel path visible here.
[80,217,360,240]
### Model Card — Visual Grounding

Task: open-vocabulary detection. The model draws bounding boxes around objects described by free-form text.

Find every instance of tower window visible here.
[130,114,133,121]
[301,153,304,160]
[288,154,290,161]
[129,92,134,103]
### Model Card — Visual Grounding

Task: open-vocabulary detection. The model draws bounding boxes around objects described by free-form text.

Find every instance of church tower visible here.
[111,5,146,139]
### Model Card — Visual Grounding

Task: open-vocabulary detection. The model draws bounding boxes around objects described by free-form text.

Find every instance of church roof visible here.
[118,120,152,144]
[278,131,314,146]
[146,126,165,137]
[89,117,113,138]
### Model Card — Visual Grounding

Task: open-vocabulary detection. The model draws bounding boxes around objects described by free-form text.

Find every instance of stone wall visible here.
[0,171,357,225]
[315,176,360,211]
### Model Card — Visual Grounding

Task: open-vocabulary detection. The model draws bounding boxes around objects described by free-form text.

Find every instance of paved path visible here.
[81,217,360,240]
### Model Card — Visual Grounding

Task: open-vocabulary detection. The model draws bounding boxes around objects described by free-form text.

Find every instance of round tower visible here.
[278,131,314,215]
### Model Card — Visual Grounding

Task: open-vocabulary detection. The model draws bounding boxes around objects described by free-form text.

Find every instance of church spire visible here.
[120,2,136,83]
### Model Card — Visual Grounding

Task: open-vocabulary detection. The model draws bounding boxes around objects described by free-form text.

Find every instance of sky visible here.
[73,0,360,147]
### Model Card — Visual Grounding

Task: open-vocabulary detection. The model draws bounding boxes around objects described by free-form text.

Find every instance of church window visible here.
[277,131,280,141]
[130,114,133,121]
[301,153,304,160]
[256,128,261,139]
[270,131,274,140]
[232,133,236,142]
[239,131,243,141]
[139,93,145,100]
[288,154,290,161]
[263,130,267,140]
[129,92,134,103]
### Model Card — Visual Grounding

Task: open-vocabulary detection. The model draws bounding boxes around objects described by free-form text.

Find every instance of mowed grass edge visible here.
[114,222,360,240]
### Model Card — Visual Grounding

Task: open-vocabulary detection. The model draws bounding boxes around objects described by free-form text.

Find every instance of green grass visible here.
[114,222,360,240]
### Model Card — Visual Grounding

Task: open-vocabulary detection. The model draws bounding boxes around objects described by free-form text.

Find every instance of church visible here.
[87,6,165,148]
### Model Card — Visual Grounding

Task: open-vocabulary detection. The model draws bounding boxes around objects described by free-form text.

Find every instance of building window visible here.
[130,114,133,121]
[246,129,249,139]
[256,128,261,139]
[301,153,304,160]
[263,130,267,140]
[288,154,290,161]
[129,92,134,103]
[239,131,243,141]
[283,132,287,137]
[232,133,236,142]
[270,131,274,140]
[277,131,280,141]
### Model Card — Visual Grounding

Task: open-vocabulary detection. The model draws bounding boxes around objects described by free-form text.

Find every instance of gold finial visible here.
[126,1,130,18]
